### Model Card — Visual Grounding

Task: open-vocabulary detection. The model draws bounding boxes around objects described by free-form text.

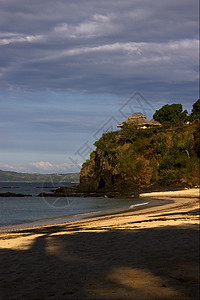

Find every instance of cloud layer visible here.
[0,0,198,96]
[0,161,81,173]
[0,0,198,173]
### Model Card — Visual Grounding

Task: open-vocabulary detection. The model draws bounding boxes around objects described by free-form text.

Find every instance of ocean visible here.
[0,182,148,229]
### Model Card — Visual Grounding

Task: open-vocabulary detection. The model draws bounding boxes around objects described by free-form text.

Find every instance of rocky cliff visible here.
[79,123,199,194]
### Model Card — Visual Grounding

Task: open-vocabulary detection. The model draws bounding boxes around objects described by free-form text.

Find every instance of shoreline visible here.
[0,197,171,233]
[0,188,199,299]
[0,188,198,233]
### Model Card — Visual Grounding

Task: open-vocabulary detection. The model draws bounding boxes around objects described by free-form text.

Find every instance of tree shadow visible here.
[0,225,199,299]
[153,208,200,218]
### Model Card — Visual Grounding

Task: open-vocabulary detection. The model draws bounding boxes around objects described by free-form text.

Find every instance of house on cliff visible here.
[117,113,162,129]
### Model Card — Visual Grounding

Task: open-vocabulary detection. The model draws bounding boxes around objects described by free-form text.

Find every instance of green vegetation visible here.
[81,100,200,188]
[153,104,188,125]
[98,125,197,184]
[0,170,80,183]
[191,99,200,120]
[153,99,200,126]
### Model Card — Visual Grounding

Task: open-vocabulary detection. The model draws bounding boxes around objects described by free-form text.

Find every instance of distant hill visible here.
[0,170,80,183]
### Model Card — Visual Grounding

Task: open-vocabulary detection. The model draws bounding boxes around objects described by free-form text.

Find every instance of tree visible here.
[191,99,200,120]
[153,104,188,125]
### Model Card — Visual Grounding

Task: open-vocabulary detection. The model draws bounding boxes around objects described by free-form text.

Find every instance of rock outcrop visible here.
[0,192,32,197]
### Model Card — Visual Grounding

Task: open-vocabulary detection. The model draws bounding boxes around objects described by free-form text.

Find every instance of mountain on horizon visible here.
[0,169,80,183]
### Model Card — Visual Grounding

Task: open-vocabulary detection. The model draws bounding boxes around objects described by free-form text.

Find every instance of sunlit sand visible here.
[0,188,199,299]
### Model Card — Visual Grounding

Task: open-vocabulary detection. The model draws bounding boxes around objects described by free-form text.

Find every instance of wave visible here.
[129,202,149,209]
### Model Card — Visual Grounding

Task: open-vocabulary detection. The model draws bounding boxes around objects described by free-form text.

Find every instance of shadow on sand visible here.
[0,223,199,299]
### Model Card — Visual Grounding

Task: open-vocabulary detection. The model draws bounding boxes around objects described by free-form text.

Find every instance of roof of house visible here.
[117,113,162,128]
[149,119,162,126]
[127,113,146,120]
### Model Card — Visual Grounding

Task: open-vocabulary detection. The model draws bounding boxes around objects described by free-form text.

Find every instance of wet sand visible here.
[0,188,199,299]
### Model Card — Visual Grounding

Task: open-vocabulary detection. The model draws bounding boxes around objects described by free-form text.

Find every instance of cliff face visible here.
[80,123,199,193]
[80,149,125,191]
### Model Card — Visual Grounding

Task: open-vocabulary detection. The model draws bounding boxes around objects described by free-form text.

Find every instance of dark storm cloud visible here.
[0,0,197,39]
[0,0,198,99]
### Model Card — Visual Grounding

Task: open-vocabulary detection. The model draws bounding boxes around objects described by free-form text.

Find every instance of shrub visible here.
[156,143,167,157]
[158,170,181,186]
[193,125,200,157]
[153,104,188,125]
[159,156,175,170]
[190,99,200,120]
[82,159,90,168]
[94,131,118,155]
[119,123,138,144]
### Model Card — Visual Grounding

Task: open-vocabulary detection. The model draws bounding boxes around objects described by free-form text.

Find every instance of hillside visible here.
[0,170,80,183]
[79,123,199,194]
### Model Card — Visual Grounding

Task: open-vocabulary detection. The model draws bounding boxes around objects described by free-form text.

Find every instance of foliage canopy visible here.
[153,104,188,125]
[191,99,200,119]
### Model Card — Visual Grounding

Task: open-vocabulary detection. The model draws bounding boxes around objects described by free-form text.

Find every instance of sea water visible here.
[0,182,148,228]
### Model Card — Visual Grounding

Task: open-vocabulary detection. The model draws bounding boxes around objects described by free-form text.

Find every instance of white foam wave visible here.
[129,202,149,209]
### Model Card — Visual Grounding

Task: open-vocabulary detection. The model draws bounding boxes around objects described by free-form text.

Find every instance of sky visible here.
[0,0,199,174]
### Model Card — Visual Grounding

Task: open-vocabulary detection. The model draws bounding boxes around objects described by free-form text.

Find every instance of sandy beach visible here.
[0,188,199,299]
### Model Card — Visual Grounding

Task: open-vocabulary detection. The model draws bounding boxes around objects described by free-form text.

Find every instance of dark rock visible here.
[0,192,32,197]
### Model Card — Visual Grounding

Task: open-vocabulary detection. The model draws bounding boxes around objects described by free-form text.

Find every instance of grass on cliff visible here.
[90,123,200,186]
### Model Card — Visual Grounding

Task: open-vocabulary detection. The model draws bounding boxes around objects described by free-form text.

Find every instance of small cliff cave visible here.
[98,177,105,189]
[111,175,114,186]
